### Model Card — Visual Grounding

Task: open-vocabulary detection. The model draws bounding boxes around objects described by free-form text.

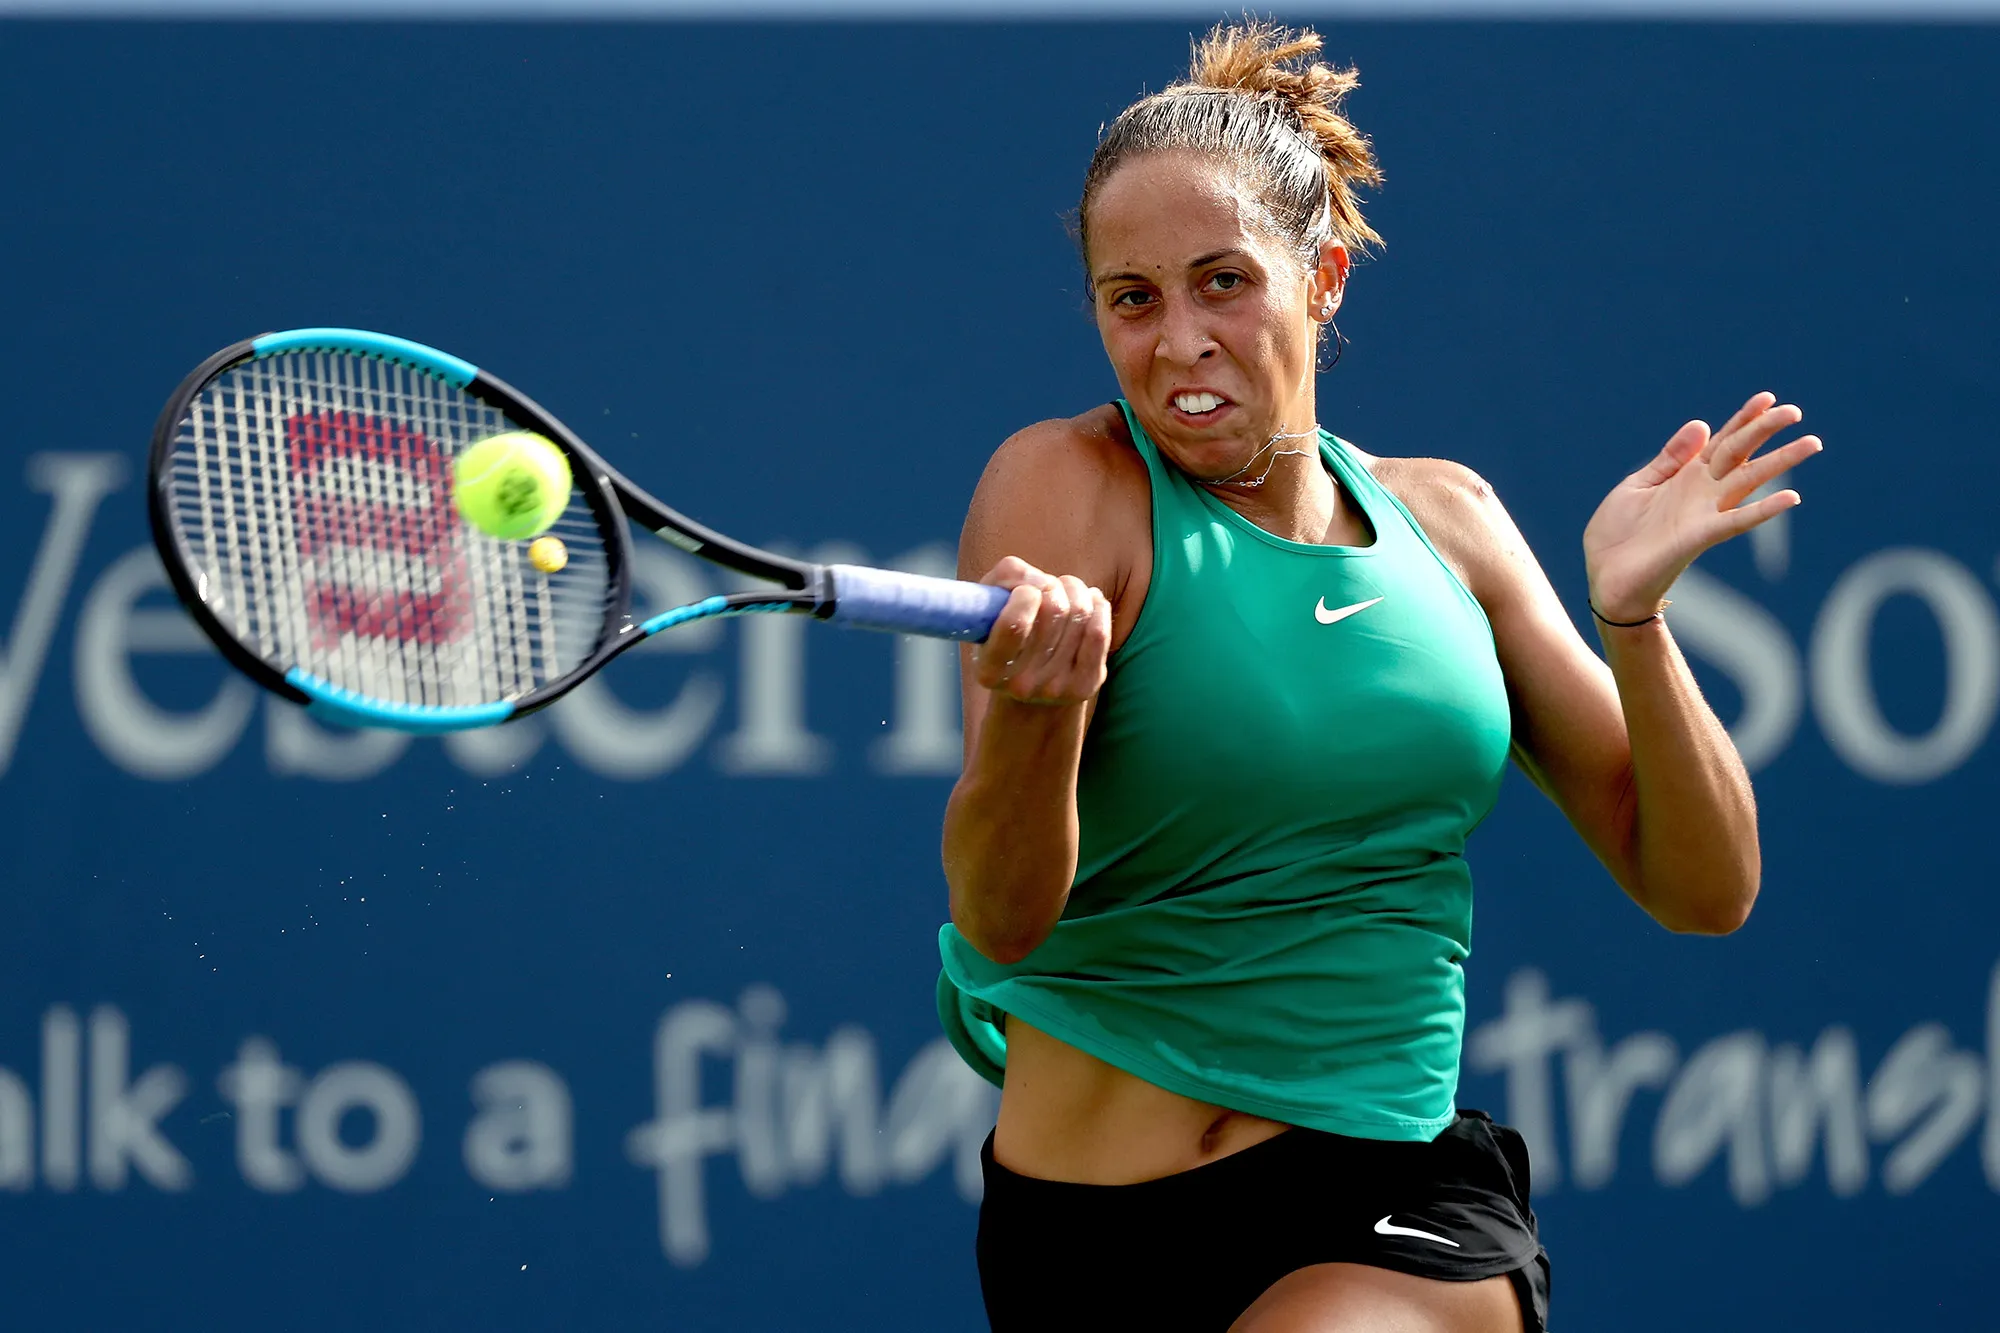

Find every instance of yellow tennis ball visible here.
[528,536,568,573]
[453,432,572,540]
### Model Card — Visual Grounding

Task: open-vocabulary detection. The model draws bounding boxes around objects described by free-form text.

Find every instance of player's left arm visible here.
[1383,394,1822,934]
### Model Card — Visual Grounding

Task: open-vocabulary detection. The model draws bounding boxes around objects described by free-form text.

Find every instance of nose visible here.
[1154,294,1218,366]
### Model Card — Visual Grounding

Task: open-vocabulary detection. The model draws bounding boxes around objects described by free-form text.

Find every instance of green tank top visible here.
[937,402,1512,1141]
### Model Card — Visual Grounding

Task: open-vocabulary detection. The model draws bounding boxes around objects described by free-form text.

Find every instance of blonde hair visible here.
[1078,20,1383,282]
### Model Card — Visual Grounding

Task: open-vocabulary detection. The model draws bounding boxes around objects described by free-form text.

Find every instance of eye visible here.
[1109,288,1156,309]
[1205,271,1246,293]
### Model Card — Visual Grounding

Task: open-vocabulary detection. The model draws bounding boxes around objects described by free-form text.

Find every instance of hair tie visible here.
[1590,600,1668,629]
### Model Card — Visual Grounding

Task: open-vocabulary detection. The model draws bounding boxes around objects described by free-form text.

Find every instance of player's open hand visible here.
[1582,393,1823,623]
[972,557,1113,705]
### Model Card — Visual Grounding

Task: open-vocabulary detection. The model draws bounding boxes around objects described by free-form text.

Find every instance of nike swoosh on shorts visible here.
[1373,1215,1461,1247]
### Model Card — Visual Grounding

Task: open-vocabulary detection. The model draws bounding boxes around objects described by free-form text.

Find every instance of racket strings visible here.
[165,350,614,710]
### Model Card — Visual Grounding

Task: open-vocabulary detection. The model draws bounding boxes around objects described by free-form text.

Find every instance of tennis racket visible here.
[147,327,1008,734]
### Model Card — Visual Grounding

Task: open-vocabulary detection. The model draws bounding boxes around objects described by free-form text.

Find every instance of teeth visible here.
[1175,392,1224,414]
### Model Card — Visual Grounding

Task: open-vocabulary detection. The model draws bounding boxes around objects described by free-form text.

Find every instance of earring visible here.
[1317,321,1347,372]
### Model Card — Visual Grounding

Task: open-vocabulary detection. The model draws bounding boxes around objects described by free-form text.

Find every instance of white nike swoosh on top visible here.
[1314,595,1383,625]
[1373,1216,1461,1247]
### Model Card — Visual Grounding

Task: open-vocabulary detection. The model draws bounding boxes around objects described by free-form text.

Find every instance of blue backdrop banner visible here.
[0,19,1995,1331]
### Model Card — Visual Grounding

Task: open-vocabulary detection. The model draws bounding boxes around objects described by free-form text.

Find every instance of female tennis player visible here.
[936,20,1819,1333]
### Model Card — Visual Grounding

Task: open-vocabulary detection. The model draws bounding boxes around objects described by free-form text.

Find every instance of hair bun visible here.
[1077,18,1382,272]
[1186,20,1383,201]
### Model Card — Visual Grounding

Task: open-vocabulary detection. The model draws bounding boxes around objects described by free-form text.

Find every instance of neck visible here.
[1199,390,1341,544]
[1203,444,1339,544]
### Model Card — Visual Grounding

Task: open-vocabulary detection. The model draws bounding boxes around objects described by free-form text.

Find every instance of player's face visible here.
[1087,151,1341,484]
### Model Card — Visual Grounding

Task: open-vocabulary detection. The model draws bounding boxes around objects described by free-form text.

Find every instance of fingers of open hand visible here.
[1715,485,1802,539]
[1708,400,1803,479]
[1719,434,1823,508]
[1631,420,1709,487]
[1716,391,1779,444]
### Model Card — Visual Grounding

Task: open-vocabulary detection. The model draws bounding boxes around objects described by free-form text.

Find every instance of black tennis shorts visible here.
[976,1109,1550,1332]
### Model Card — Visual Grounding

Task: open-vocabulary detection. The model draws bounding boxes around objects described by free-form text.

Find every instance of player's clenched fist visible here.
[972,556,1112,706]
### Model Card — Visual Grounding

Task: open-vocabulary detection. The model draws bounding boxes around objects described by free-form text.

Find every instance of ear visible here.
[1309,241,1350,323]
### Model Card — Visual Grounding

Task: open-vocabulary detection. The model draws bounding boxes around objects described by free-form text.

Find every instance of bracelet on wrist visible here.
[1590,600,1669,628]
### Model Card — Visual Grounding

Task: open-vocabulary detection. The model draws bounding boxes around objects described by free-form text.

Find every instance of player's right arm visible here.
[942,409,1148,965]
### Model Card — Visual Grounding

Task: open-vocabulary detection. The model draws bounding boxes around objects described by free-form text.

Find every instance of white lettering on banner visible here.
[218,1038,306,1191]
[735,985,790,1199]
[1467,962,2000,1206]
[1464,970,1591,1188]
[216,1039,423,1194]
[1563,1025,1677,1191]
[1864,1023,1983,1195]
[266,703,413,780]
[1810,549,2000,784]
[873,544,970,776]
[0,978,1994,1252]
[1987,959,2000,1188]
[1747,483,1790,583]
[1668,549,2000,785]
[73,546,258,778]
[1667,568,1801,773]
[626,998,736,1263]
[1768,1027,1868,1197]
[1654,1031,1768,1204]
[463,1060,572,1191]
[0,1066,30,1189]
[85,1006,192,1191]
[0,993,989,1257]
[443,714,547,775]
[40,1005,81,1191]
[776,1026,884,1195]
[0,455,125,777]
[549,673,725,780]
[717,543,861,776]
[295,1061,422,1193]
[625,986,999,1267]
[2,455,1994,785]
[549,545,725,779]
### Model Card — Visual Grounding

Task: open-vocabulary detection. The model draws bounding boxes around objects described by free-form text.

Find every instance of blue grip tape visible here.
[638,596,794,637]
[825,565,1009,642]
[286,668,516,735]
[252,328,479,388]
[639,595,733,637]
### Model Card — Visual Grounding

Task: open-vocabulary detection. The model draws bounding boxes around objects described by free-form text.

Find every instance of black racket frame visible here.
[148,334,836,717]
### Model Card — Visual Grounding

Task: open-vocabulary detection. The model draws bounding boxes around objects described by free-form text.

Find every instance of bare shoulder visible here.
[973,404,1149,509]
[1358,448,1533,604]
[960,404,1151,595]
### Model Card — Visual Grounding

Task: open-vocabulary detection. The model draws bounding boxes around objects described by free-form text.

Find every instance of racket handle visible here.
[825,565,1010,642]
